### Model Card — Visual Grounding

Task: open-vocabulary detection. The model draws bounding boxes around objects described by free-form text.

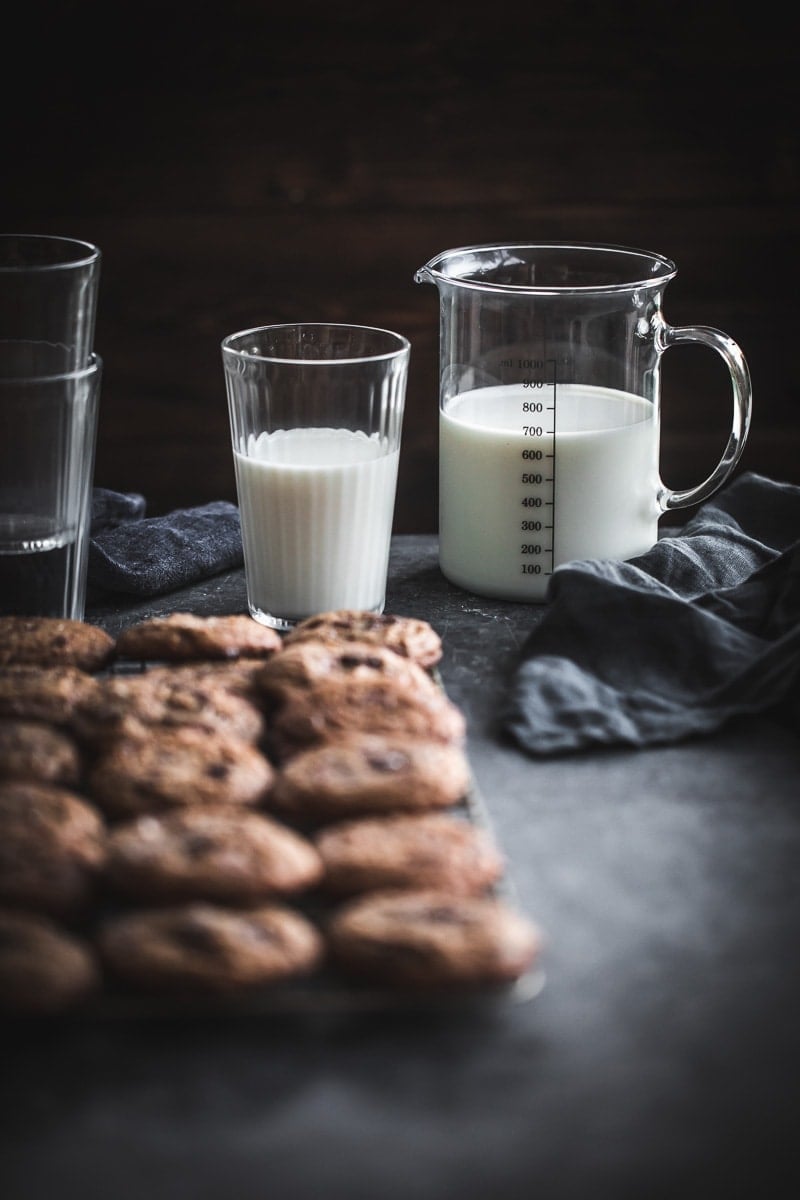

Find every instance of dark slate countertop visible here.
[3,536,799,1200]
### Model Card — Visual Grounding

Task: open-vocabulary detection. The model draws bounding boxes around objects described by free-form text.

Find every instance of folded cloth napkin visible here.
[88,489,243,598]
[90,488,147,532]
[502,472,800,755]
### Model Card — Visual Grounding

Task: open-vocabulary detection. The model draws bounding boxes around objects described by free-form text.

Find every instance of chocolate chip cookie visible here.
[327,889,542,989]
[269,733,472,821]
[266,676,466,763]
[0,616,115,672]
[72,670,265,746]
[0,781,107,916]
[143,659,267,702]
[0,665,102,727]
[0,909,100,1013]
[283,610,442,668]
[314,813,505,897]
[87,725,274,819]
[0,719,82,786]
[105,806,323,902]
[115,612,283,662]
[98,902,323,993]
[255,639,440,706]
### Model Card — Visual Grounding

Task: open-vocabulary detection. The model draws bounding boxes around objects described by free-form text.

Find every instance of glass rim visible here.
[221,322,411,366]
[0,350,102,385]
[0,233,101,272]
[417,241,678,294]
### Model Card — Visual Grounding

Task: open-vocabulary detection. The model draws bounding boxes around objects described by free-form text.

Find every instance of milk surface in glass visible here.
[234,427,399,621]
[439,383,660,601]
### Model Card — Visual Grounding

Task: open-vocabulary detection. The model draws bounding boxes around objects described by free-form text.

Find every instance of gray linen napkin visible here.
[502,472,800,755]
[88,489,243,598]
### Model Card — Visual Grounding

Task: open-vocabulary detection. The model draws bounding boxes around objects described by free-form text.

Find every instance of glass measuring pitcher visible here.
[415,242,752,602]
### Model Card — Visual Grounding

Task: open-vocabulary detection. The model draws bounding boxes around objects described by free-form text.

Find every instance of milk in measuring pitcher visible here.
[439,384,660,601]
[234,428,399,620]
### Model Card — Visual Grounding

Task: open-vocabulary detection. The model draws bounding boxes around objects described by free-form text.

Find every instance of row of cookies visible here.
[0,608,442,673]
[0,610,542,1011]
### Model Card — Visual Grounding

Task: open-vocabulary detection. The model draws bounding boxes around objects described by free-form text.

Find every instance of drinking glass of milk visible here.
[222,323,409,630]
[415,243,752,602]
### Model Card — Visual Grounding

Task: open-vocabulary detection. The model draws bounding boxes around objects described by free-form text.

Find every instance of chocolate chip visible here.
[184,833,216,857]
[133,778,158,795]
[339,653,384,671]
[365,750,409,773]
[406,904,473,926]
[170,921,221,954]
[205,763,229,779]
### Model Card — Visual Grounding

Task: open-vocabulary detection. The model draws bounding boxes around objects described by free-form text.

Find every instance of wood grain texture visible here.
[1,1,796,529]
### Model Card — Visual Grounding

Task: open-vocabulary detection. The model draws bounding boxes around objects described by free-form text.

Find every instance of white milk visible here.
[234,427,399,624]
[439,383,660,601]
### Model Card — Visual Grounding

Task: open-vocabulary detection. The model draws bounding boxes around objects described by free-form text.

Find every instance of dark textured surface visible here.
[2,536,799,1199]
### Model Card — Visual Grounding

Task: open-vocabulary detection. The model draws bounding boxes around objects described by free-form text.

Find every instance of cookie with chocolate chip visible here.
[0,616,115,672]
[87,725,274,819]
[0,665,102,727]
[0,909,100,1013]
[327,889,542,989]
[98,902,323,993]
[0,781,106,916]
[0,719,82,786]
[266,676,466,763]
[269,733,471,821]
[72,670,265,746]
[115,612,282,662]
[255,639,440,706]
[283,610,442,668]
[314,813,504,897]
[105,806,323,902]
[143,658,267,703]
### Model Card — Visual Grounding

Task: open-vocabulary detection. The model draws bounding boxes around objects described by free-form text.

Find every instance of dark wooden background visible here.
[2,1,797,531]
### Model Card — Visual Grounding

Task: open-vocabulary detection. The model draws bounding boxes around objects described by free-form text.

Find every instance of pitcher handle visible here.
[655,319,752,511]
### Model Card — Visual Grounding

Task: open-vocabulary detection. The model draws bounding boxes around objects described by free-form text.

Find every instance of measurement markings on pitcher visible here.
[513,358,556,581]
